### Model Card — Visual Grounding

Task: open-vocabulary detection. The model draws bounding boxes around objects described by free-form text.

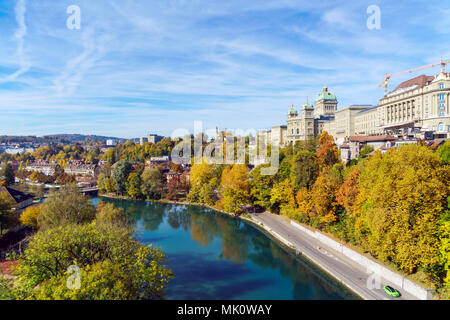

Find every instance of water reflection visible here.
[93,197,359,300]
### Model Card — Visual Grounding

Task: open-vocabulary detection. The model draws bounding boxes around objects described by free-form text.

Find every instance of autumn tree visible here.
[336,167,361,216]
[188,159,222,206]
[218,165,250,214]
[316,131,340,169]
[96,203,129,231]
[127,171,143,200]
[308,172,341,226]
[20,205,42,229]
[37,184,97,230]
[438,196,450,287]
[13,223,173,300]
[270,179,296,216]
[357,145,450,274]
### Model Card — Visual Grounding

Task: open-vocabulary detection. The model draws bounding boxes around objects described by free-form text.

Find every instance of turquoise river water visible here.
[92,197,359,300]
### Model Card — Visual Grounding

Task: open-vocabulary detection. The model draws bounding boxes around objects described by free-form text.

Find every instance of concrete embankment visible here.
[289,220,433,300]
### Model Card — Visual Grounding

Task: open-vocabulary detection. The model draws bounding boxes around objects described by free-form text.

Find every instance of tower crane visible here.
[378,59,450,93]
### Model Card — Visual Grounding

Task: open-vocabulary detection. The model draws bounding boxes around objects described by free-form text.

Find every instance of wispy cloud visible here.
[0,0,30,83]
[0,0,448,138]
[52,28,111,96]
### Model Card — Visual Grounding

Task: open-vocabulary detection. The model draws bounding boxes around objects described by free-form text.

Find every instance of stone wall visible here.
[290,220,433,300]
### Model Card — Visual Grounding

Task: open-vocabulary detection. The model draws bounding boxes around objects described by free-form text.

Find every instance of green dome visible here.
[302,102,314,110]
[288,105,298,115]
[316,86,337,102]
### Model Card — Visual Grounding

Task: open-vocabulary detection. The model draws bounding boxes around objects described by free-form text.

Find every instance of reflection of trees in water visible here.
[103,198,167,232]
[167,205,191,231]
[97,197,349,299]
[216,216,248,264]
[187,207,219,247]
[248,227,342,299]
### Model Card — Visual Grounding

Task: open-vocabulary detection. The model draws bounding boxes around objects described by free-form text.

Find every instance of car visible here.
[383,285,400,298]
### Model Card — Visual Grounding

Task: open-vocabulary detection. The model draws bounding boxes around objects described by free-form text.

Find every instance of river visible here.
[92,197,359,300]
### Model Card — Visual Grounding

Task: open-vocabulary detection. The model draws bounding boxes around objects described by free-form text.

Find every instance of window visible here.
[297,129,299,134]
[440,110,445,116]
[439,94,445,101]
[440,83,445,90]
[438,123,444,132]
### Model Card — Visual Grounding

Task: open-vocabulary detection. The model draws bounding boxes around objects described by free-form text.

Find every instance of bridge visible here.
[79,187,99,196]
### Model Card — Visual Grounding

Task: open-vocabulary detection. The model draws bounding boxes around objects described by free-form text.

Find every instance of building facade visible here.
[258,69,450,150]
[378,72,450,138]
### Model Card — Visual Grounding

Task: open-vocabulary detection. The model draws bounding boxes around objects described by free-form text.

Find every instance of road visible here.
[250,211,417,300]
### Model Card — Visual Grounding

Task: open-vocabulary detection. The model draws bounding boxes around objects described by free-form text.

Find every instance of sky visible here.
[0,0,450,139]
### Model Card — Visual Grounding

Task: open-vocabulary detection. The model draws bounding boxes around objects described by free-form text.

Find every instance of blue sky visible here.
[0,0,449,138]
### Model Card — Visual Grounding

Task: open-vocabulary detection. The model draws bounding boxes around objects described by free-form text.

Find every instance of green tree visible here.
[0,191,14,235]
[290,150,319,191]
[113,161,133,195]
[1,164,15,186]
[37,184,96,230]
[249,164,276,210]
[96,203,129,231]
[141,168,165,200]
[360,145,374,158]
[13,223,173,300]
[437,140,450,164]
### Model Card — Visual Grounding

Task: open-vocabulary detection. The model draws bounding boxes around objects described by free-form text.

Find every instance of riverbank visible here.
[98,193,431,300]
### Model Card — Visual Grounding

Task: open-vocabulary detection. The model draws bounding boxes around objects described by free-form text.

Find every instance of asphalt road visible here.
[250,211,417,300]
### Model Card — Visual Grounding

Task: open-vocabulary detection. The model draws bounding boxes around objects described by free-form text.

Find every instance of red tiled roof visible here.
[349,135,397,143]
[390,75,435,94]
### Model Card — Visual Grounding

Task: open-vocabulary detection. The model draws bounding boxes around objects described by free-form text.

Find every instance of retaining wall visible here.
[290,220,432,300]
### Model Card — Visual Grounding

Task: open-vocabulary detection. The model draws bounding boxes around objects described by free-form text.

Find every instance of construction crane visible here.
[378,59,450,93]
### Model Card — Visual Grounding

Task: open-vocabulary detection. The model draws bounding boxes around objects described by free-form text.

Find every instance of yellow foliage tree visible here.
[309,173,341,225]
[20,205,42,229]
[336,167,360,216]
[218,165,250,214]
[357,144,450,274]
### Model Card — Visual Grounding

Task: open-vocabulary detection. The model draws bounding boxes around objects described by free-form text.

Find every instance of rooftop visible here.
[316,86,337,102]
[388,74,435,96]
[348,135,397,143]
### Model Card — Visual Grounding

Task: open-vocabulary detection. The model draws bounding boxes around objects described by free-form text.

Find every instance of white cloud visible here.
[0,0,30,83]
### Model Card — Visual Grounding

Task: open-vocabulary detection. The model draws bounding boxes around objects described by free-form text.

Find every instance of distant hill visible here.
[43,134,128,144]
[0,134,128,145]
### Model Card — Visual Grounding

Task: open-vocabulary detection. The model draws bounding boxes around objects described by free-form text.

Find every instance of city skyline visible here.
[1,0,450,138]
